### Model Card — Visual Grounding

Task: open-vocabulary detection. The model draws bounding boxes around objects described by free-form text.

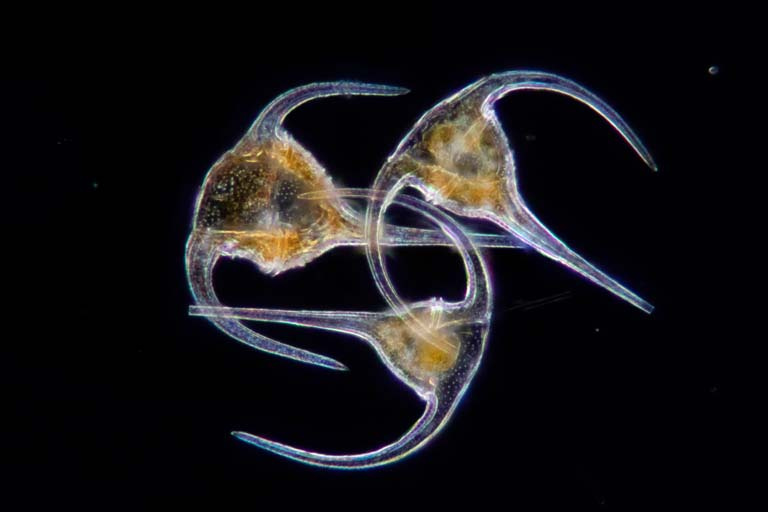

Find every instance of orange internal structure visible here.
[397,112,508,211]
[374,308,461,383]
[195,137,355,270]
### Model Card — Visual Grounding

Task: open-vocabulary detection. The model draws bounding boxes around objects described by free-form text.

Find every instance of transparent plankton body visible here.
[366,71,656,313]
[186,81,522,371]
[185,72,657,469]
[191,190,492,469]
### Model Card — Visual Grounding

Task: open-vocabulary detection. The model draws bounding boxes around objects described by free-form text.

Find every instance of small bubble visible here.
[92,182,99,189]
[594,327,600,333]
[525,133,536,142]
[708,65,719,76]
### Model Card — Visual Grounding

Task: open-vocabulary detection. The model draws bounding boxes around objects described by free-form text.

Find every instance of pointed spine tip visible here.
[316,358,350,371]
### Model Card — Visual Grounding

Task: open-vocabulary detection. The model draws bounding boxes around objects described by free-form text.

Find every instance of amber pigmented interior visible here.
[374,307,462,385]
[194,138,355,271]
[393,106,508,212]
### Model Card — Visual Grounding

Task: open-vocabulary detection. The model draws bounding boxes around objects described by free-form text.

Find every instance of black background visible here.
[3,8,754,509]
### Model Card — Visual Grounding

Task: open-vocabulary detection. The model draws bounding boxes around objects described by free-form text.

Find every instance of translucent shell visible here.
[192,190,492,469]
[368,71,655,313]
[186,72,656,469]
[191,82,523,275]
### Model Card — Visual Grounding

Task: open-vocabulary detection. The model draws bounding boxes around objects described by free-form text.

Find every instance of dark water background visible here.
[3,9,753,509]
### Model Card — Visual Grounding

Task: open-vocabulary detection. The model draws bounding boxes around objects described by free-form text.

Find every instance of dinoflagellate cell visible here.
[191,190,492,469]
[365,71,656,313]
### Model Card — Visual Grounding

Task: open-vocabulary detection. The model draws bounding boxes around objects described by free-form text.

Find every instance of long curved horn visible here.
[232,398,441,469]
[247,81,409,141]
[478,70,657,170]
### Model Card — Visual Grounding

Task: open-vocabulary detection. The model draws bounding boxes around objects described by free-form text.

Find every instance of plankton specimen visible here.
[365,71,655,313]
[191,191,492,468]
[186,71,656,469]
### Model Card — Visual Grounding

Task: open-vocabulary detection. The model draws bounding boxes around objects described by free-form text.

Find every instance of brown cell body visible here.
[193,137,356,273]
[374,307,462,386]
[392,104,509,213]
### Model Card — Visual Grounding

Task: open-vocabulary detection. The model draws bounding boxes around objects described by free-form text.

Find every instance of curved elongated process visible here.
[191,190,492,468]
[366,70,655,313]
[186,72,656,470]
[186,81,522,371]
